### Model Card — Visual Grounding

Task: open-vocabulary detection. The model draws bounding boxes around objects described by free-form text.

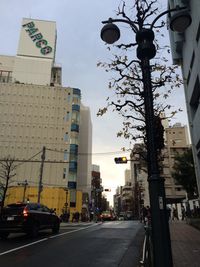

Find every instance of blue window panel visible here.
[68,181,77,189]
[73,88,81,96]
[70,144,78,154]
[72,104,80,112]
[69,161,77,172]
[71,123,79,132]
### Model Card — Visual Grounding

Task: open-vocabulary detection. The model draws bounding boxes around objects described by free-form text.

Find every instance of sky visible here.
[0,0,189,205]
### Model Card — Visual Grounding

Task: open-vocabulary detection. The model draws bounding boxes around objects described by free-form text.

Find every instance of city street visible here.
[0,220,144,267]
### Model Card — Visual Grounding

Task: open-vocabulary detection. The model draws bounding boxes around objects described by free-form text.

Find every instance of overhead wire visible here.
[15,149,43,167]
[46,147,130,156]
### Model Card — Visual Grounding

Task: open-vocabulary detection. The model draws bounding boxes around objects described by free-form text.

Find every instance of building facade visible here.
[77,104,92,197]
[91,165,103,212]
[163,123,189,203]
[168,0,200,194]
[0,18,92,217]
[130,123,190,214]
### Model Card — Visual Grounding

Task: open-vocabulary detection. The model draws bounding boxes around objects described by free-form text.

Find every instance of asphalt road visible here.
[0,220,144,267]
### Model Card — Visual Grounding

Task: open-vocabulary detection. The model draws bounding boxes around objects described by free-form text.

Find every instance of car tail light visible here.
[23,207,29,217]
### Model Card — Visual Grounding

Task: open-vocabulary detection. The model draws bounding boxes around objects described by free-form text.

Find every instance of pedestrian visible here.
[76,211,80,222]
[181,206,186,220]
[72,212,75,222]
[141,206,147,224]
[166,206,171,221]
[146,206,151,225]
[172,207,179,220]
[90,211,94,221]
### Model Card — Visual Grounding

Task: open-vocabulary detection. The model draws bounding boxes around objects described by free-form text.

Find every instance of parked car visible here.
[100,210,116,221]
[0,202,60,239]
[118,212,125,221]
[125,211,133,220]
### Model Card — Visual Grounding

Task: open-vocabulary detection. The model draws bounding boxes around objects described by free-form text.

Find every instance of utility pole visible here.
[18,179,28,202]
[37,146,46,203]
[64,188,69,213]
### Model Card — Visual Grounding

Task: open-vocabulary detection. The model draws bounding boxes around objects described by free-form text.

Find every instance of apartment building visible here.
[130,123,190,211]
[168,0,200,194]
[164,123,189,203]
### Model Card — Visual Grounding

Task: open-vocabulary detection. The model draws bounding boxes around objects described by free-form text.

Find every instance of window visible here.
[71,123,79,132]
[71,110,80,124]
[196,22,200,42]
[63,168,67,179]
[67,95,71,103]
[70,132,79,145]
[68,173,76,183]
[190,51,195,70]
[190,76,200,118]
[64,132,68,142]
[69,153,78,162]
[72,95,80,105]
[69,161,77,172]
[175,187,181,191]
[187,70,191,85]
[64,112,70,122]
[64,150,68,161]
[70,190,76,203]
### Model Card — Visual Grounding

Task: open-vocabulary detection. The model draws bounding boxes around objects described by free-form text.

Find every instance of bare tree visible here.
[0,157,17,213]
[98,0,183,147]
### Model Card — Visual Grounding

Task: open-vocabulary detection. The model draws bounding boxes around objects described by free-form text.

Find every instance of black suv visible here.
[0,202,60,239]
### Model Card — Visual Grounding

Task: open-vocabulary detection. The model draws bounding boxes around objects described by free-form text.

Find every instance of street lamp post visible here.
[100,5,191,267]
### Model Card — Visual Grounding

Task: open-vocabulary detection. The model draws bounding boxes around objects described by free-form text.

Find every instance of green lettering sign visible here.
[23,21,53,56]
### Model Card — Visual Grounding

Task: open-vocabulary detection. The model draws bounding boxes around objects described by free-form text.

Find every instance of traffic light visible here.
[154,115,165,150]
[114,157,128,164]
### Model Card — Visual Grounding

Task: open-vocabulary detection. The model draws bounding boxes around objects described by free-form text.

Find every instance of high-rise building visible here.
[0,18,92,216]
[77,104,92,196]
[168,0,200,194]
[124,169,131,185]
[91,165,102,212]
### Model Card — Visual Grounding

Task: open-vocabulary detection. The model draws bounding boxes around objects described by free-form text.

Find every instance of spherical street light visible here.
[100,21,120,44]
[170,10,192,32]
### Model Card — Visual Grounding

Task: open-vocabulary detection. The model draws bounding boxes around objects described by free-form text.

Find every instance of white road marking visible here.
[49,223,99,239]
[0,223,100,256]
[0,238,48,256]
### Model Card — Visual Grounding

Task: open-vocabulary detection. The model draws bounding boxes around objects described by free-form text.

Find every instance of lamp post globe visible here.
[100,22,120,44]
[170,10,192,32]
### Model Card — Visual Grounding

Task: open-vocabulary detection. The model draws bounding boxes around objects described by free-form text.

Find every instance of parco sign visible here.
[22,21,53,55]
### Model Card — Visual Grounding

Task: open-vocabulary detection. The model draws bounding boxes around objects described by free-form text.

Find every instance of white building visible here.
[168,0,200,194]
[0,18,92,210]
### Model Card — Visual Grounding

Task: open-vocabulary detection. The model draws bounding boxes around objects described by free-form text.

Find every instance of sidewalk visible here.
[170,220,200,267]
